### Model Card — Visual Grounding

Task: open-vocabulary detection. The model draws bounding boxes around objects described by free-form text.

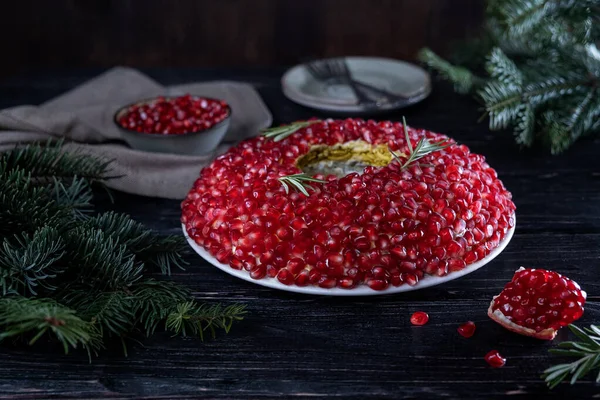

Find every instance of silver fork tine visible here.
[332,58,345,77]
[322,60,335,77]
[336,58,349,78]
[306,61,327,79]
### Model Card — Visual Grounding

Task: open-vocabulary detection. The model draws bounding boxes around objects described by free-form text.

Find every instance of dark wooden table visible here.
[0,68,599,399]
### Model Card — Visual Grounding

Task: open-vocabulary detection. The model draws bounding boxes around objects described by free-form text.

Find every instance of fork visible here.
[306,59,406,107]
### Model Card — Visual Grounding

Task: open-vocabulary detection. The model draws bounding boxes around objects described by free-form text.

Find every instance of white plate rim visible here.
[282,84,431,113]
[182,214,516,296]
[281,56,432,112]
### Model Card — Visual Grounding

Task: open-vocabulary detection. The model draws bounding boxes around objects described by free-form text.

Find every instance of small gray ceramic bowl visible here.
[114,96,231,156]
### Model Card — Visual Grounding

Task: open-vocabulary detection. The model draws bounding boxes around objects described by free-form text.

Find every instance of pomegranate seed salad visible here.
[182,118,516,290]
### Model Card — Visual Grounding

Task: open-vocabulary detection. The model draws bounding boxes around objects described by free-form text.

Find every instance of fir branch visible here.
[63,227,143,291]
[478,82,524,130]
[478,75,591,131]
[0,297,102,354]
[131,279,191,336]
[166,302,247,340]
[514,105,536,146]
[0,143,246,357]
[84,212,188,275]
[418,48,484,93]
[0,141,112,182]
[543,324,600,389]
[486,47,523,88]
[65,290,135,338]
[419,0,600,152]
[0,169,72,237]
[498,0,555,38]
[543,88,600,154]
[262,120,321,142]
[278,173,327,196]
[0,226,66,296]
[53,177,94,220]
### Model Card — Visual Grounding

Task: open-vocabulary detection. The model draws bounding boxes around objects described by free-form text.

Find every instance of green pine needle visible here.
[0,297,102,354]
[0,142,246,357]
[0,140,112,182]
[262,120,321,142]
[419,0,600,153]
[131,279,191,336]
[389,117,451,170]
[83,212,188,275]
[0,226,66,296]
[64,227,144,291]
[166,302,247,340]
[543,324,600,389]
[418,48,484,94]
[53,177,94,220]
[278,173,327,196]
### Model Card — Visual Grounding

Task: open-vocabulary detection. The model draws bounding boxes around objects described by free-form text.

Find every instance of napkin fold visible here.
[0,67,272,199]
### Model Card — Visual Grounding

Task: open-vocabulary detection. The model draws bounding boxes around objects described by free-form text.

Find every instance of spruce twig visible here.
[166,302,247,340]
[0,142,246,356]
[418,0,600,153]
[543,324,600,389]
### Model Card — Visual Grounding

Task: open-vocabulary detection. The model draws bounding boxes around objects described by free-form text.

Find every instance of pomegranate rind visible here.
[487,296,557,340]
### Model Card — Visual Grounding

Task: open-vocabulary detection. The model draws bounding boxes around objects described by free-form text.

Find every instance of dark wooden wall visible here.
[2,0,484,77]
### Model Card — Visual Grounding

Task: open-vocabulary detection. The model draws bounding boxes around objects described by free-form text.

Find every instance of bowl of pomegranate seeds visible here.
[114,94,231,155]
[181,118,517,295]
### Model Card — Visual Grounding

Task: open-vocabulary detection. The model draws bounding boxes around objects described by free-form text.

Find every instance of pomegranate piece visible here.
[182,119,517,290]
[410,311,429,326]
[488,268,586,340]
[118,94,229,135]
[457,321,476,338]
[484,350,506,368]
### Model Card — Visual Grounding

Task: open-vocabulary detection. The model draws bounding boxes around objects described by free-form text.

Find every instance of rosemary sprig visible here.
[389,117,450,170]
[542,324,600,389]
[262,120,321,142]
[278,173,326,196]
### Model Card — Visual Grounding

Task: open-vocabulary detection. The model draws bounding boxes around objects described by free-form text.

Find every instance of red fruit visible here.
[118,94,229,135]
[182,119,517,290]
[457,321,476,338]
[410,311,429,326]
[488,268,586,340]
[484,350,506,368]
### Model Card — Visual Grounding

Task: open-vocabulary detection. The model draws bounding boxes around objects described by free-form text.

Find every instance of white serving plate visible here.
[182,215,515,296]
[281,56,431,113]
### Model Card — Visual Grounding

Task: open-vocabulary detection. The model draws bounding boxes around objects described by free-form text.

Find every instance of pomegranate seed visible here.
[249,265,266,280]
[484,350,506,368]
[410,311,429,326]
[488,268,586,340]
[182,118,516,291]
[457,321,476,338]
[118,94,229,135]
[367,279,389,291]
[277,269,294,285]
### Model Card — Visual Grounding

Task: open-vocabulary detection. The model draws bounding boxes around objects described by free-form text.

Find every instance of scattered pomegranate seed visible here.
[457,321,476,338]
[484,350,506,368]
[118,94,229,135]
[488,268,586,340]
[410,311,429,326]
[182,119,517,290]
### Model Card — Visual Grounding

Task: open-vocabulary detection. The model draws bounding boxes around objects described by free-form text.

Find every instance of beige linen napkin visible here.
[0,67,272,199]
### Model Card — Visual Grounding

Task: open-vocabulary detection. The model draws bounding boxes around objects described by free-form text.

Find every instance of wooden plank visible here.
[0,68,597,399]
